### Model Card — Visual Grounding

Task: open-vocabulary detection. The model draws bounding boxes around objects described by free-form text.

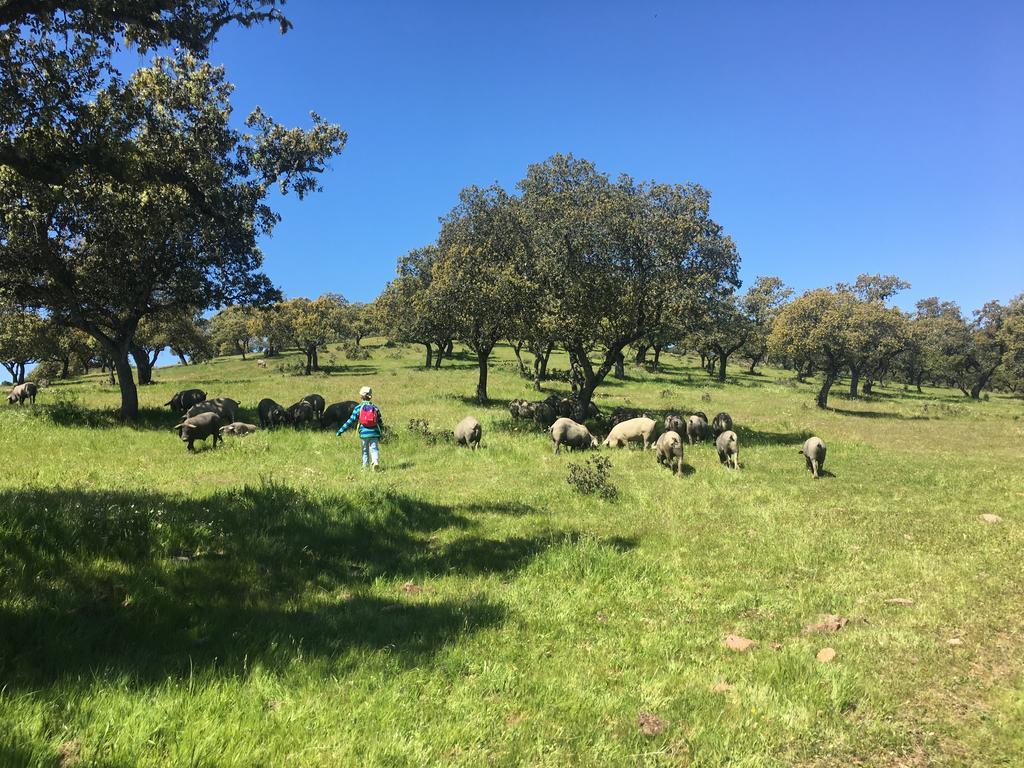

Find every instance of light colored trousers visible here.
[361,438,380,468]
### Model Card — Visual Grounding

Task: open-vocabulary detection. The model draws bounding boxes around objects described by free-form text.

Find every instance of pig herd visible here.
[167,388,360,452]
[529,401,827,480]
[8,381,828,478]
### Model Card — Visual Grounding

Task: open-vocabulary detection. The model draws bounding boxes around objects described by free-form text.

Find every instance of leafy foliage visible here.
[566,455,618,501]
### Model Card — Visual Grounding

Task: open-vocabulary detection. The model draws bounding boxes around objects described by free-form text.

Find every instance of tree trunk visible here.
[613,351,625,379]
[511,340,527,376]
[60,357,70,378]
[635,345,648,366]
[718,352,728,382]
[863,378,874,395]
[969,365,998,399]
[423,343,433,369]
[304,347,314,375]
[698,352,706,369]
[475,346,492,403]
[131,344,153,385]
[915,373,923,393]
[445,340,454,357]
[311,347,319,371]
[433,341,444,369]
[113,350,139,421]
[149,348,160,368]
[817,370,835,409]
[652,344,662,371]
[540,343,552,378]
[849,367,860,397]
[706,356,717,377]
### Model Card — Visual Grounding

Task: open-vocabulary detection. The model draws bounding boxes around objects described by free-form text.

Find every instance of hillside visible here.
[2,342,1022,767]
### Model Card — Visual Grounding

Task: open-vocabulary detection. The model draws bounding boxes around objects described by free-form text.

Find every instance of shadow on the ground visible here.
[828,407,929,421]
[0,484,617,688]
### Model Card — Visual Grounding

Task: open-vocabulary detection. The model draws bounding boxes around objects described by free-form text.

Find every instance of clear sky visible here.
[199,1,1022,313]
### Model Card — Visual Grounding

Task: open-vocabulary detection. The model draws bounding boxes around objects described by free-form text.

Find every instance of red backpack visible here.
[358,403,378,428]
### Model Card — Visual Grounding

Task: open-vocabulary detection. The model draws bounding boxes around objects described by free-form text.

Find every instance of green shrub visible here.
[566,455,617,501]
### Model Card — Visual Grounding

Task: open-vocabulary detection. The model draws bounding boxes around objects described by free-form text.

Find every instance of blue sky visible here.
[199,1,1021,312]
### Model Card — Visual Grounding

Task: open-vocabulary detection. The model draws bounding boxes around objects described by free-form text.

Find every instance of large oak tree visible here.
[519,154,740,417]
[0,54,345,419]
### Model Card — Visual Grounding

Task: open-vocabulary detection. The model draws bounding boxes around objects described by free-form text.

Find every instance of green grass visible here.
[1,342,1022,767]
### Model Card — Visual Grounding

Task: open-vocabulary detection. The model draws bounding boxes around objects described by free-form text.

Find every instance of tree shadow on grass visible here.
[734,426,816,447]
[828,407,929,421]
[0,484,600,689]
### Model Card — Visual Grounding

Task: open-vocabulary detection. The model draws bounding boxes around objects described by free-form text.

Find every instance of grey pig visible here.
[549,417,599,455]
[174,412,223,453]
[7,381,38,406]
[603,417,658,449]
[685,414,708,445]
[453,416,482,449]
[663,414,685,436]
[655,431,684,476]
[800,436,827,479]
[716,430,739,469]
[711,412,733,437]
[220,422,258,436]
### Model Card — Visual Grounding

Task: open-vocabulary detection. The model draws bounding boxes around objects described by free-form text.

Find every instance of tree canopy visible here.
[0,19,345,419]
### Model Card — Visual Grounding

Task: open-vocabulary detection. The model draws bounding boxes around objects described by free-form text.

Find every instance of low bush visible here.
[566,455,617,501]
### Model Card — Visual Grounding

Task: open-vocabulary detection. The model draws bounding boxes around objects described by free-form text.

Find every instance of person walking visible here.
[336,386,384,470]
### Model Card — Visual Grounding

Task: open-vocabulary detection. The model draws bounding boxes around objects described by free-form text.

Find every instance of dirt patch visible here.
[401,581,422,594]
[885,598,914,606]
[805,614,849,634]
[637,711,669,736]
[58,741,82,768]
[724,634,757,652]
[816,647,837,663]
[979,514,1002,524]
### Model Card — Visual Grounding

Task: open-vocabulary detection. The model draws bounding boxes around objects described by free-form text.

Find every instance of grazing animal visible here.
[300,393,325,419]
[685,414,708,445]
[453,416,482,449]
[609,407,649,427]
[716,430,739,469]
[711,412,733,437]
[693,411,708,423]
[256,359,267,368]
[549,417,600,455]
[508,399,528,419]
[655,431,684,476]
[287,400,316,428]
[165,388,206,414]
[532,401,557,428]
[800,436,827,479]
[220,422,258,437]
[320,400,357,430]
[7,381,38,406]
[187,397,240,423]
[257,398,290,428]
[174,412,222,452]
[663,414,685,436]
[602,417,658,450]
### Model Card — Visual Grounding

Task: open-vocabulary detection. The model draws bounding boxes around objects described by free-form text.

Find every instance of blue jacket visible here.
[337,401,383,439]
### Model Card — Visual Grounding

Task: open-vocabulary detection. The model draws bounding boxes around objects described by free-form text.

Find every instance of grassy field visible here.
[1,341,1022,767]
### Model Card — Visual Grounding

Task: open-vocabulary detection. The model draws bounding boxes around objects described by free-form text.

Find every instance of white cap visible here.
[359,386,372,399]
